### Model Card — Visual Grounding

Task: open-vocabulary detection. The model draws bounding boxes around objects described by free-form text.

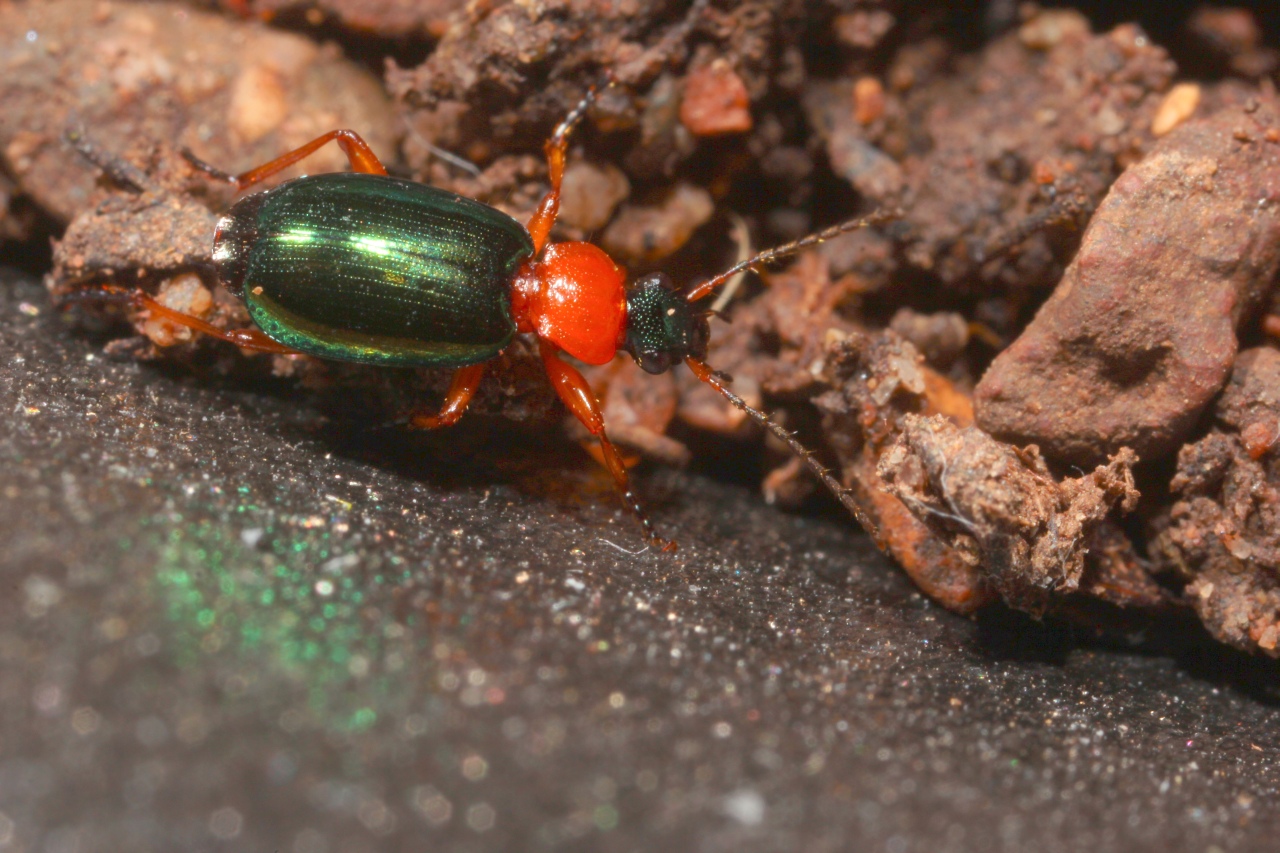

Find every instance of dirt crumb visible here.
[806,17,1175,291]
[141,273,214,347]
[558,162,632,233]
[888,309,969,369]
[1151,83,1202,137]
[601,183,714,266]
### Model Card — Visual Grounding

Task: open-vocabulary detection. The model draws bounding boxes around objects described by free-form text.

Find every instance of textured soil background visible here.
[4,265,1280,850]
[3,0,1280,851]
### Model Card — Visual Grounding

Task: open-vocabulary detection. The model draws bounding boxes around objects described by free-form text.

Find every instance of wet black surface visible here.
[1,267,1278,852]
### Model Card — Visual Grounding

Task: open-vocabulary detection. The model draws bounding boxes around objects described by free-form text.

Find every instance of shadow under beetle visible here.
[81,81,891,552]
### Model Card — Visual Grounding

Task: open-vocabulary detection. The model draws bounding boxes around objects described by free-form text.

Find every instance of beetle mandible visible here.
[81,80,891,551]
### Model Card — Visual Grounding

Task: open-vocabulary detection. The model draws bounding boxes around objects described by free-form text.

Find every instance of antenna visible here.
[684,209,901,303]
[684,358,884,546]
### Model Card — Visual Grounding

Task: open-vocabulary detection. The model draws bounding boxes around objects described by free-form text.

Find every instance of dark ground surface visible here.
[2,264,1279,852]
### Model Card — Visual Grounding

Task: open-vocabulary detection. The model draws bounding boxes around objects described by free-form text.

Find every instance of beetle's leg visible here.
[409,363,486,429]
[65,284,298,354]
[525,78,611,254]
[185,129,388,193]
[539,340,675,552]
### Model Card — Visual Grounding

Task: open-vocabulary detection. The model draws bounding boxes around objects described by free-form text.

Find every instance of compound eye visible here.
[635,350,673,375]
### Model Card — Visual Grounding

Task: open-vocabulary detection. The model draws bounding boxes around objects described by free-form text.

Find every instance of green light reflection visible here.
[151,520,426,732]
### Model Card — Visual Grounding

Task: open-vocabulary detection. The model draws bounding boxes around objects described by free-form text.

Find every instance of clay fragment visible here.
[878,415,1139,614]
[680,61,753,137]
[1152,348,1280,656]
[976,101,1280,465]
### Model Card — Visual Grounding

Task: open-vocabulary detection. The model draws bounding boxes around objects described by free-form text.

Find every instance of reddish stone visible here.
[679,61,753,137]
[975,102,1280,464]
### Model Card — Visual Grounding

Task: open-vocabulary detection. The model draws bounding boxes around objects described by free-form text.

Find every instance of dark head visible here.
[622,273,711,374]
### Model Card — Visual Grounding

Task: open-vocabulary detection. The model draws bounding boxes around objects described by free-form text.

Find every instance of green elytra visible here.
[214,173,536,368]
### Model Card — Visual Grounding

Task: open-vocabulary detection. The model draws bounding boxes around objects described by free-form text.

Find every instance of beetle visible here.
[78,81,890,551]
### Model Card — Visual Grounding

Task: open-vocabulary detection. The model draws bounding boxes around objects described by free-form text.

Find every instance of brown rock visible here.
[975,101,1280,465]
[600,184,713,265]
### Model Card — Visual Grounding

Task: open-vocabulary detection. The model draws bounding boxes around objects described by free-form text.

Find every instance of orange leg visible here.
[66,284,298,354]
[409,363,486,429]
[539,340,675,552]
[186,129,388,193]
[525,77,613,254]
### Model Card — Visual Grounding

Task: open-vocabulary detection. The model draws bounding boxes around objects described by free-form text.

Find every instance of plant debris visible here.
[814,329,993,614]
[878,414,1142,614]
